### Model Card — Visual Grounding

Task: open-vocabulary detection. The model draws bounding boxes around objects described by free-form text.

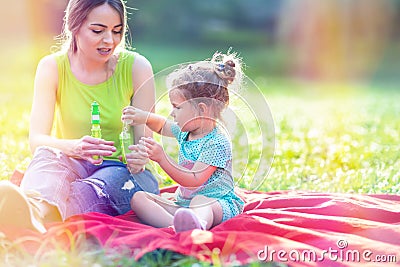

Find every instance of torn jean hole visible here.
[82,178,109,198]
[121,179,135,190]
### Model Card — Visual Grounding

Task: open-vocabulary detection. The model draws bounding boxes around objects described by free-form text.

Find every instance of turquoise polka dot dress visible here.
[171,123,244,222]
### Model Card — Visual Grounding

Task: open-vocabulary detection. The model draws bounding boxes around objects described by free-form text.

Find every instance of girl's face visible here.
[75,3,122,62]
[169,89,200,132]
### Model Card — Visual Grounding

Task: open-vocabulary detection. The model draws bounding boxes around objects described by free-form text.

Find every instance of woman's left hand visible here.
[73,135,116,164]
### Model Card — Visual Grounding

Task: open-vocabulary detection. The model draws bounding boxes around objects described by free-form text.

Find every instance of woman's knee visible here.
[25,146,71,174]
[33,146,64,160]
[22,146,80,189]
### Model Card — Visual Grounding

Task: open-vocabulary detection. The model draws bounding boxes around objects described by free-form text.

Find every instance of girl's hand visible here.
[141,137,165,163]
[121,106,149,125]
[125,143,149,173]
[72,136,116,164]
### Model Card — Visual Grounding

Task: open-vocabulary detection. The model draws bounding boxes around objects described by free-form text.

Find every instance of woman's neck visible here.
[68,51,117,85]
[69,51,106,72]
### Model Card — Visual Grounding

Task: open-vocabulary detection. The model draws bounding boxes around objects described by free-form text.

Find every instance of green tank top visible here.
[54,51,135,161]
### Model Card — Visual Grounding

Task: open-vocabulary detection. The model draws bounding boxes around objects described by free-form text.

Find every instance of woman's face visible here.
[75,3,122,62]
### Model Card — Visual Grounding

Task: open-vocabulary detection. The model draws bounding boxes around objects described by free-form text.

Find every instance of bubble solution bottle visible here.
[90,101,103,165]
[119,120,131,164]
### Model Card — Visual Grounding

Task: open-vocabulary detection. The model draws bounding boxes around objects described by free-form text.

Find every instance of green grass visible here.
[1,42,400,266]
[264,81,400,194]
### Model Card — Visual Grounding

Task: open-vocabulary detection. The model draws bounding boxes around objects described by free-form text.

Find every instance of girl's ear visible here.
[198,102,208,114]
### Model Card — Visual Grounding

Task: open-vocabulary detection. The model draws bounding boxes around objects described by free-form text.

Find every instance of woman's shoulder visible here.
[128,51,154,80]
[118,50,153,74]
[38,51,70,70]
[35,53,62,78]
[119,50,150,65]
[38,54,58,68]
[133,52,152,70]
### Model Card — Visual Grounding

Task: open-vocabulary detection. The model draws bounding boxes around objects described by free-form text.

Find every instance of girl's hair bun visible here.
[212,52,242,86]
[225,60,235,68]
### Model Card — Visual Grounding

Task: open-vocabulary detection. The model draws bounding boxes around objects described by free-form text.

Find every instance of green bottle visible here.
[119,120,131,164]
[91,101,102,164]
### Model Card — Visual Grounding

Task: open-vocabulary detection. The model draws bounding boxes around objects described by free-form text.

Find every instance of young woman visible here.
[0,0,159,233]
[124,52,244,232]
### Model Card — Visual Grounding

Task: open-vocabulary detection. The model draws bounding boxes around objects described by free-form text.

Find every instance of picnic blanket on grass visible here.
[3,171,400,267]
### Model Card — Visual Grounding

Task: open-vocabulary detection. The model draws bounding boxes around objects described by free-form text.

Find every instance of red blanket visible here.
[5,173,400,266]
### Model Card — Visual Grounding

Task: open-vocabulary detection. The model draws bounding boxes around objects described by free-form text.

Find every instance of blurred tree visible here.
[276,0,397,81]
[127,0,273,45]
[27,0,66,39]
[15,0,399,82]
[26,0,67,57]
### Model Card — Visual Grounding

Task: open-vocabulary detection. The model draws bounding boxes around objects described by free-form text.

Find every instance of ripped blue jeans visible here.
[21,146,159,220]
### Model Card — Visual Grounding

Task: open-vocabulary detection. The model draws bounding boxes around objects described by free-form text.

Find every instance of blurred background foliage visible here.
[2,0,400,84]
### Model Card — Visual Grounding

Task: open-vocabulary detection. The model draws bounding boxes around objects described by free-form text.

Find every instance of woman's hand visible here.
[121,106,149,126]
[125,141,149,173]
[72,136,116,164]
[140,137,165,163]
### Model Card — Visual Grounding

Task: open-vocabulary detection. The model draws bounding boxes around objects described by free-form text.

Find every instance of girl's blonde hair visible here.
[167,51,243,119]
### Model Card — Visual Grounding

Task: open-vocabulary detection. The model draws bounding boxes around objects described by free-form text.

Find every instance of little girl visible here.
[122,52,244,232]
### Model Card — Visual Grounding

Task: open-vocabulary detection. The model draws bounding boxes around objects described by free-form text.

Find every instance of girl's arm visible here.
[122,107,175,137]
[29,55,115,164]
[142,137,217,187]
